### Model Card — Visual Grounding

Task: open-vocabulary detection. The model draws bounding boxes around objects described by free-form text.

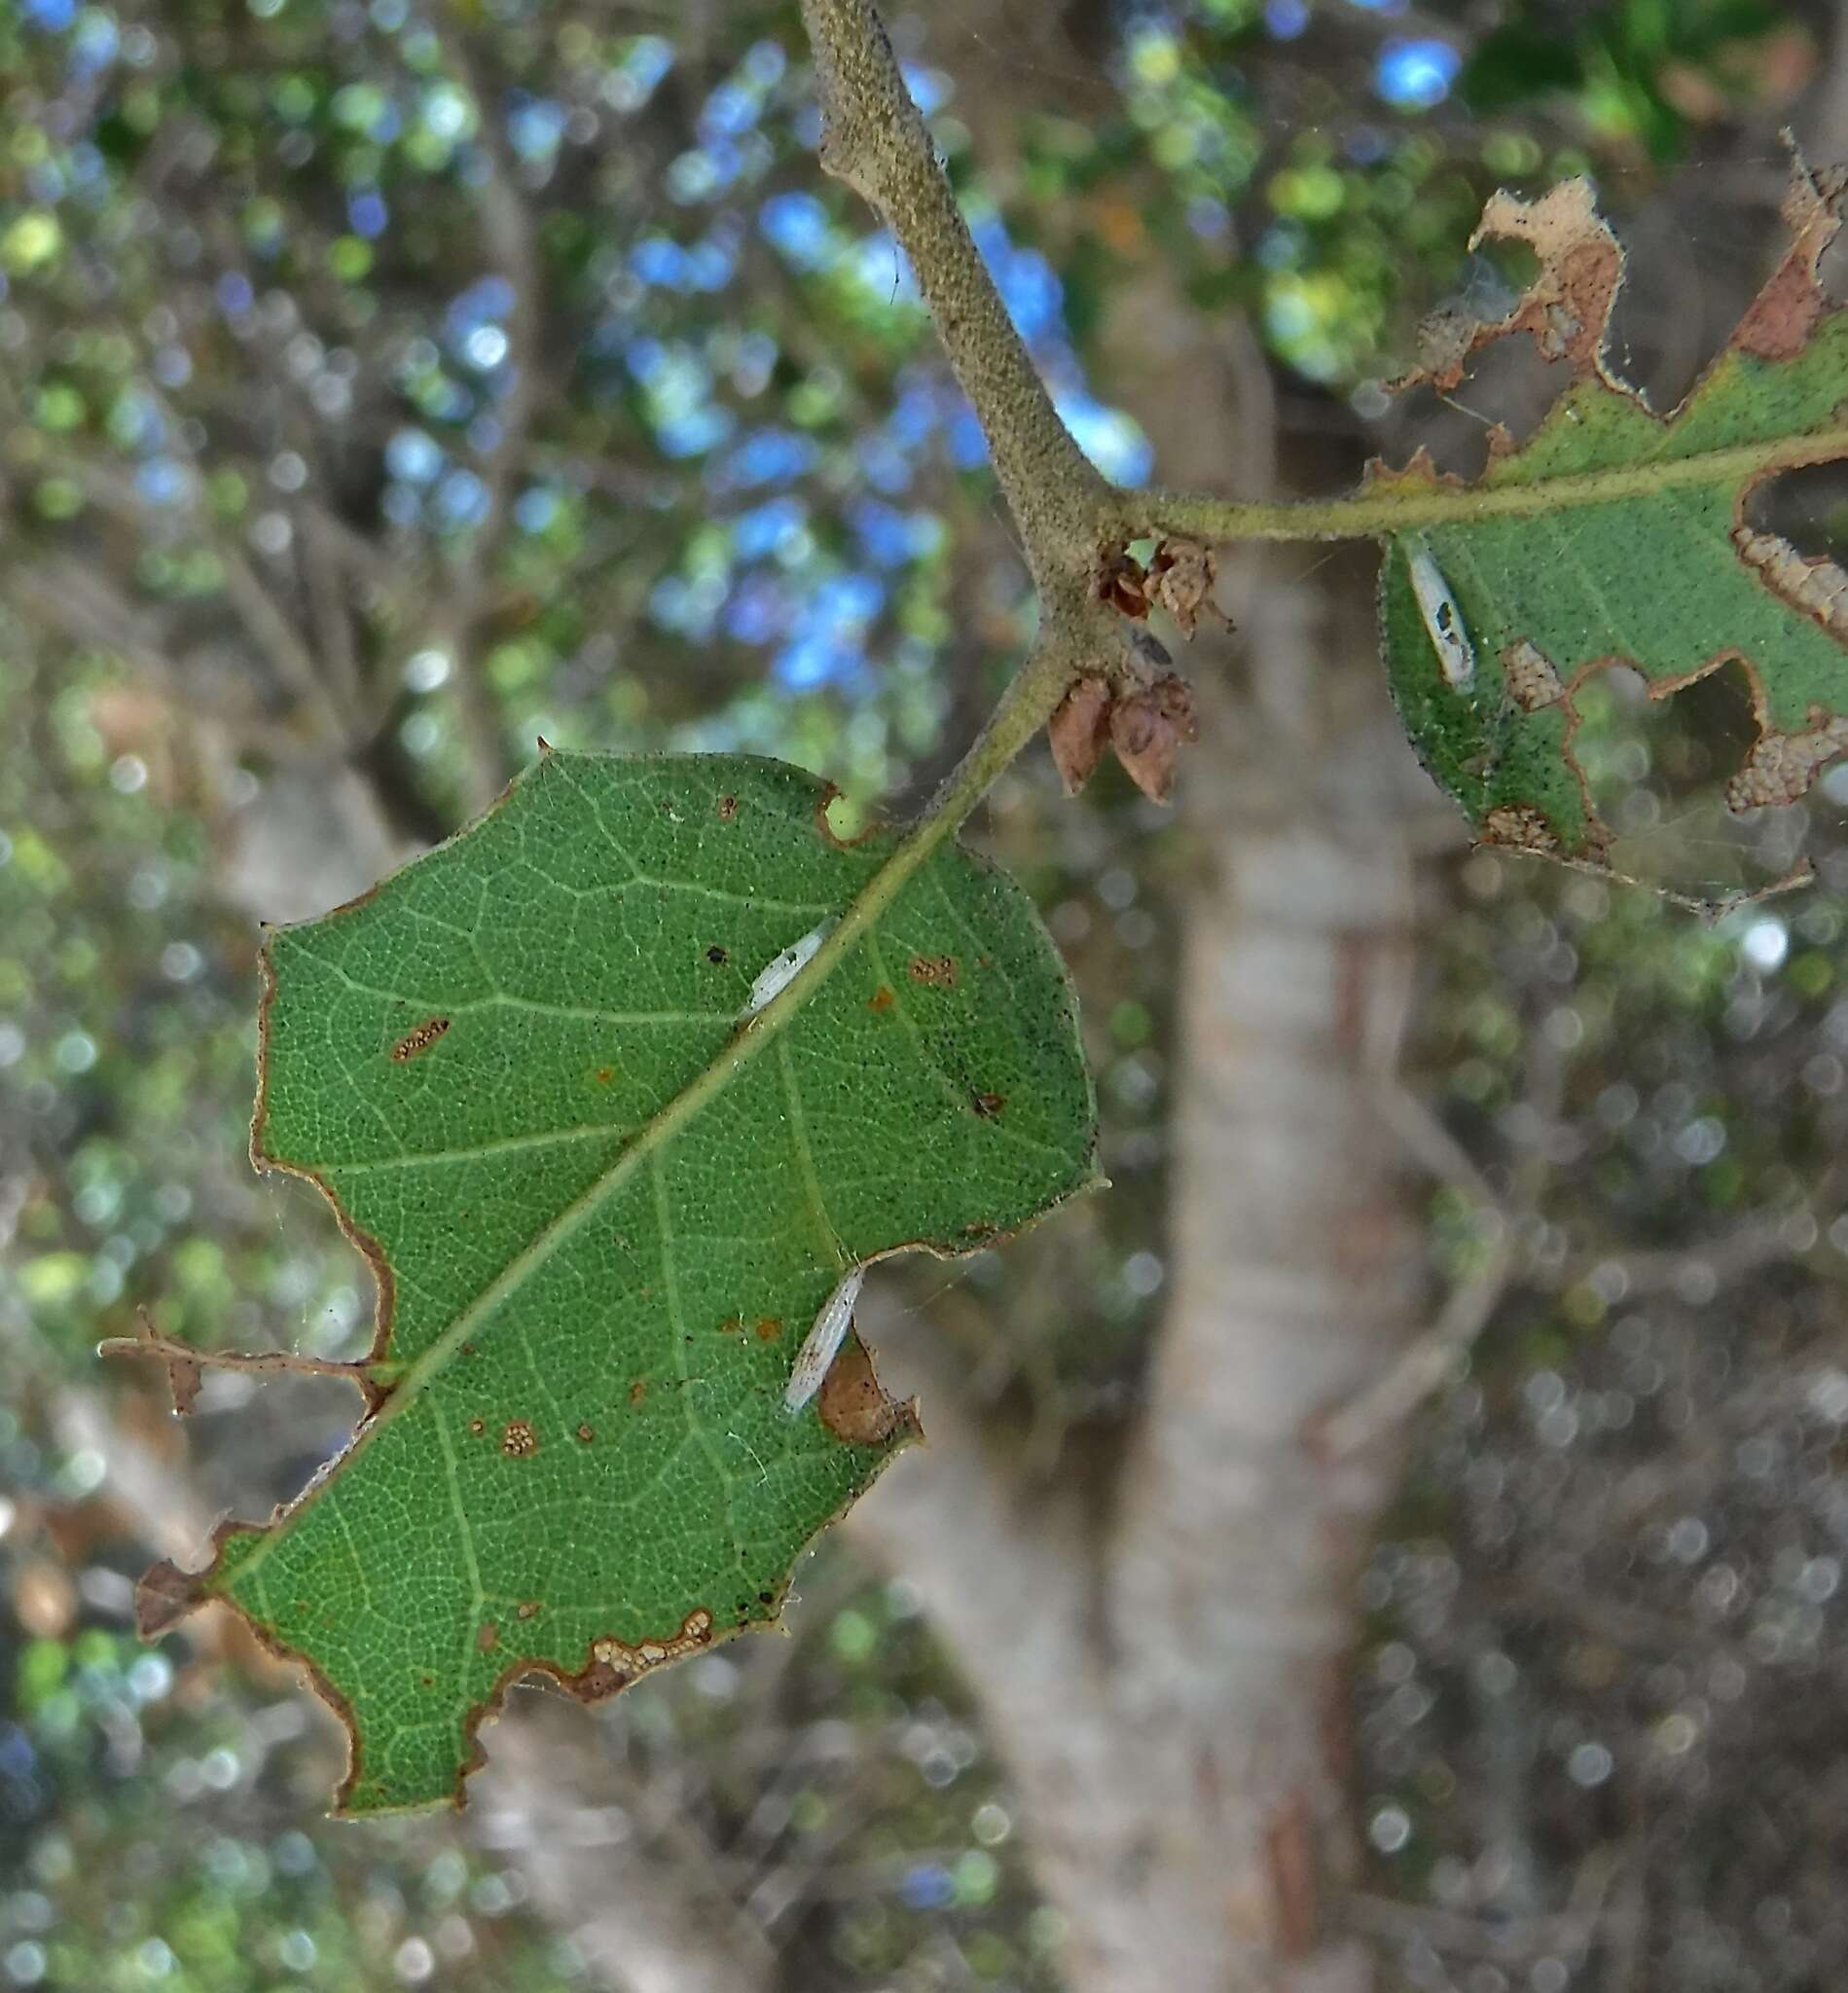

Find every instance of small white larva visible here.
[784,1266,864,1414]
[1407,537,1475,692]
[741,917,836,1021]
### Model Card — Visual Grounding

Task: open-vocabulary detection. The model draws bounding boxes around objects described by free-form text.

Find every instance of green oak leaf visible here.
[1378,159,1848,861]
[137,749,1095,1815]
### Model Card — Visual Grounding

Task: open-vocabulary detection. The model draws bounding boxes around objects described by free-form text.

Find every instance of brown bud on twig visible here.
[1048,676,1114,795]
[1109,670,1197,804]
[1049,668,1197,804]
[1147,539,1225,634]
[1096,536,1227,634]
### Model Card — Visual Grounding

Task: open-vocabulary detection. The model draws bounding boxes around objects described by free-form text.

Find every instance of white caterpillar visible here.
[784,1266,864,1413]
[741,917,836,1021]
[1407,537,1475,692]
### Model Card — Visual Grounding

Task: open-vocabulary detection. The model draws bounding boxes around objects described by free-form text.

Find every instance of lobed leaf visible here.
[138,749,1096,1814]
[1376,157,1848,862]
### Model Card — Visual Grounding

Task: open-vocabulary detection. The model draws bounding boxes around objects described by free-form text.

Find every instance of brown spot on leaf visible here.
[1502,639,1564,713]
[971,1091,1005,1117]
[908,954,959,989]
[576,1423,595,1443]
[390,1016,451,1062]
[477,1623,499,1652]
[868,985,894,1013]
[517,1601,539,1620]
[468,1418,486,1437]
[595,1066,615,1085]
[629,1379,646,1407]
[716,793,739,821]
[816,1330,918,1449]
[754,1316,782,1342]
[707,944,729,965]
[501,1419,537,1458]
[718,1315,743,1335]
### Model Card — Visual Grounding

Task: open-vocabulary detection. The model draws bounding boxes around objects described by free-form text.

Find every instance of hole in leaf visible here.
[1750,462,1848,564]
[822,788,869,844]
[1572,662,1768,895]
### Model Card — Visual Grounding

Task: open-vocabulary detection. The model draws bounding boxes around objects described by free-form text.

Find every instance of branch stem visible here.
[799,0,1113,587]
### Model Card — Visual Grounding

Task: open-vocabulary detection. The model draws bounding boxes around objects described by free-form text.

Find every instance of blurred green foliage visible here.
[0,0,1836,1981]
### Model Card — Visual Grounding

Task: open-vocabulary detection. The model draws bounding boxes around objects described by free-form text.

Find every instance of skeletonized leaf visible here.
[139,749,1095,1815]
[1377,157,1848,861]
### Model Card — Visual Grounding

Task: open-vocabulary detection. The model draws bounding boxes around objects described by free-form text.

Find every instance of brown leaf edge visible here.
[133,1362,921,1819]
[137,746,1101,1815]
[1377,149,1848,863]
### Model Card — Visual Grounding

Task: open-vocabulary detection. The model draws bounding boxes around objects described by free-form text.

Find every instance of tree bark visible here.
[472,1700,778,1993]
[851,176,1434,1980]
[859,564,1427,1988]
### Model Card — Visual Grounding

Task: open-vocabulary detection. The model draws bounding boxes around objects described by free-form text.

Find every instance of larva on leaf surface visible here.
[1407,536,1476,692]
[785,1266,864,1413]
[741,916,837,1021]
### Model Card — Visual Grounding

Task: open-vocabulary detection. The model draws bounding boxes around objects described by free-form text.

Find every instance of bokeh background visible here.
[5,0,1848,1987]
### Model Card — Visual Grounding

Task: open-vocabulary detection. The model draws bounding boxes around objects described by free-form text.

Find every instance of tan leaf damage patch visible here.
[391,1017,451,1062]
[1734,528,1848,639]
[1732,162,1848,362]
[816,1330,918,1449]
[1502,639,1565,713]
[1727,712,1848,811]
[572,1607,715,1698]
[1396,178,1625,395]
[1374,147,1848,887]
[1481,805,1560,854]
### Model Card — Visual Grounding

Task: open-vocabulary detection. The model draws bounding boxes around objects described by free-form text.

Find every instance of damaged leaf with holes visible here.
[137,749,1095,1815]
[1376,157,1848,862]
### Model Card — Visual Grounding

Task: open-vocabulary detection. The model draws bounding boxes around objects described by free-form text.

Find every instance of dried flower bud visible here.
[1148,539,1223,634]
[1048,675,1114,794]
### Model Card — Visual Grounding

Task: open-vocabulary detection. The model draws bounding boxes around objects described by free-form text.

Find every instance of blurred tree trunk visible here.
[475,1702,777,1993]
[855,227,1432,1989]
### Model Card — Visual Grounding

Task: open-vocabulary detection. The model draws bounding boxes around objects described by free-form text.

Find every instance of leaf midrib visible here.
[1469,425,1848,519]
[227,763,973,1599]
